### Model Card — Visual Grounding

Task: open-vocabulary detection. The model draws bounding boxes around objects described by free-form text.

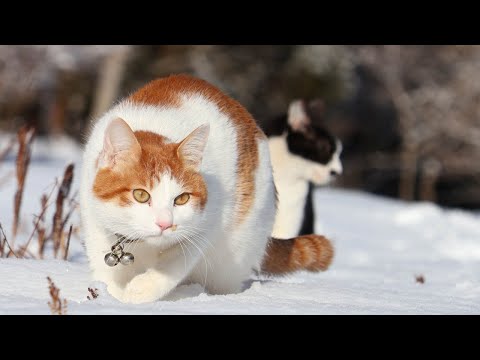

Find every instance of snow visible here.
[1,135,480,314]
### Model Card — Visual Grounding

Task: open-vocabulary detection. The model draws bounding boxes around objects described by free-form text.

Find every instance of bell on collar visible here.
[105,238,136,267]
[104,253,120,267]
[120,252,134,265]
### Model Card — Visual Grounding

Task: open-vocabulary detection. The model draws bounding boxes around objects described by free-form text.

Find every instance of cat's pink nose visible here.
[155,220,172,231]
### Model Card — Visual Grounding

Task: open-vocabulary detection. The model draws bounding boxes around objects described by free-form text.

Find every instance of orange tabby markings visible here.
[128,74,265,227]
[93,130,207,209]
[83,74,333,304]
[261,235,334,274]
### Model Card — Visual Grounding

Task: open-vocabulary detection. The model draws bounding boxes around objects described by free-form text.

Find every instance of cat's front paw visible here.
[122,270,169,304]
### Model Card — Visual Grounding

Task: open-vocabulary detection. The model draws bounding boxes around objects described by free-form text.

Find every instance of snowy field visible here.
[0,136,480,314]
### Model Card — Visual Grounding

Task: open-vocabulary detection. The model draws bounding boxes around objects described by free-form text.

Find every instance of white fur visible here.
[80,93,275,303]
[269,135,342,239]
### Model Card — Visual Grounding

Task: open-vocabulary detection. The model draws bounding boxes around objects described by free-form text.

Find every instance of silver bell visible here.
[111,244,124,256]
[120,252,135,265]
[104,253,120,267]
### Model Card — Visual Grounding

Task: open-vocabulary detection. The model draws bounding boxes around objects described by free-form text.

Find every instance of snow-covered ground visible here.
[1,135,479,314]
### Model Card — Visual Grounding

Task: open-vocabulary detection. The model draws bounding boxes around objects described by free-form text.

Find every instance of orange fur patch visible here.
[93,130,207,209]
[261,235,334,274]
[128,74,265,227]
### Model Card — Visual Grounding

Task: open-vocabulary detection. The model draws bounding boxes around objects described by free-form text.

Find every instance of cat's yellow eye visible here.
[133,189,150,203]
[174,193,190,206]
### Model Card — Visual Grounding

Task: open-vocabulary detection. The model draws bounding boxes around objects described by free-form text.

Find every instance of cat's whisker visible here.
[130,233,145,254]
[183,235,213,254]
[176,226,208,238]
[173,234,188,274]
[179,233,210,290]
[179,238,188,275]
[123,235,138,253]
[190,237,211,276]
[178,229,216,253]
[178,224,209,230]
[176,234,196,261]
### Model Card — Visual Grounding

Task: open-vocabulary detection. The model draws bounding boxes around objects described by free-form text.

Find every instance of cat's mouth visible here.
[154,224,178,237]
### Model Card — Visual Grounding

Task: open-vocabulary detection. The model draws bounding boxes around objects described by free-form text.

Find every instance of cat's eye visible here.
[133,189,150,203]
[174,193,190,206]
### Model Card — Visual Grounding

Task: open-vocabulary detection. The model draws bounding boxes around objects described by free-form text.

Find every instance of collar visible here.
[114,233,136,244]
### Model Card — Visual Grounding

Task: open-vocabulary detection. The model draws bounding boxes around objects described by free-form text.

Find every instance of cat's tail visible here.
[261,235,334,275]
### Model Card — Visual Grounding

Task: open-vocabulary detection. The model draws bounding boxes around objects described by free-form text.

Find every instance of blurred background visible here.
[1,45,479,210]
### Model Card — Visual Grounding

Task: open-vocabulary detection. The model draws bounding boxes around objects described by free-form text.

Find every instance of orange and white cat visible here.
[80,75,333,304]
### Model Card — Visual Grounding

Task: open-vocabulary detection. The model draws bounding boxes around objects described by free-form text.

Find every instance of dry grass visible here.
[415,274,425,284]
[87,287,99,300]
[63,225,73,261]
[0,223,18,258]
[47,276,67,315]
[52,164,74,258]
[17,180,58,258]
[12,125,35,239]
[1,127,80,314]
[0,223,4,257]
[0,124,79,260]
[37,194,48,259]
[14,169,78,260]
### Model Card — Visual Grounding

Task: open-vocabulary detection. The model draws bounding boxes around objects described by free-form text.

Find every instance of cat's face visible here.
[285,100,343,185]
[92,118,209,246]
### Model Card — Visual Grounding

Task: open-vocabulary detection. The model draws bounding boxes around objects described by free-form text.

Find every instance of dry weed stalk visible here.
[18,181,57,259]
[59,190,79,258]
[12,125,35,239]
[87,287,99,300]
[37,194,48,259]
[52,164,74,258]
[0,222,18,258]
[63,225,73,261]
[2,133,78,260]
[0,222,4,256]
[0,223,7,257]
[47,276,67,315]
[61,190,78,231]
[415,274,426,284]
[19,164,77,260]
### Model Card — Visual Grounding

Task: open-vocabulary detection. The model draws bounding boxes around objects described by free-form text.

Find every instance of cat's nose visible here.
[330,164,343,177]
[155,220,173,231]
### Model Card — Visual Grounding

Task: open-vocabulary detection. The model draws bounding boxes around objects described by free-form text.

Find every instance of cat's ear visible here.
[98,118,141,169]
[287,100,310,132]
[177,123,210,171]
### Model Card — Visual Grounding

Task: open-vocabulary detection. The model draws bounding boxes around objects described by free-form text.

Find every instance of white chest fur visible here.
[269,136,311,238]
[80,93,276,303]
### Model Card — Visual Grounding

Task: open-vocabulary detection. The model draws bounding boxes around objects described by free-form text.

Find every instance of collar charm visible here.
[104,241,134,267]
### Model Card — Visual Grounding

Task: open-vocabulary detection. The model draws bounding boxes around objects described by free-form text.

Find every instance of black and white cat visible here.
[262,99,343,239]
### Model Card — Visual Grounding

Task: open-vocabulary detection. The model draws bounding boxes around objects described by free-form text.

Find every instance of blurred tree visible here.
[351,45,480,206]
[1,45,480,209]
